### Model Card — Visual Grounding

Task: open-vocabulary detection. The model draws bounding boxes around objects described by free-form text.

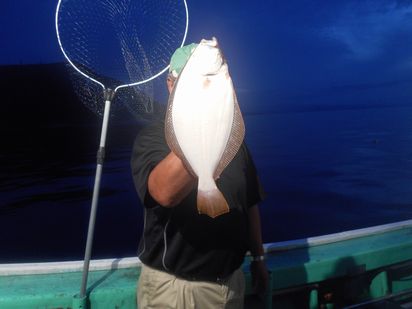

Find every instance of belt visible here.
[176,271,233,284]
[142,263,233,284]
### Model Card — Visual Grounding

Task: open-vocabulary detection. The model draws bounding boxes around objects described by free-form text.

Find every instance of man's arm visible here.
[148,151,196,207]
[248,204,269,296]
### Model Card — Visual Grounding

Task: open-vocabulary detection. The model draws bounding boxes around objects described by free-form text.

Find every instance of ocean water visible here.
[1,106,412,263]
[246,106,412,241]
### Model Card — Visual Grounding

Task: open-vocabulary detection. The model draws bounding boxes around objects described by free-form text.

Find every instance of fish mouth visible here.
[201,55,225,76]
[200,37,219,47]
[203,71,220,77]
[195,37,225,76]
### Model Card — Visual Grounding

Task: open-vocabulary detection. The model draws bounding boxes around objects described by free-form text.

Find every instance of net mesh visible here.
[68,66,156,120]
[56,0,187,120]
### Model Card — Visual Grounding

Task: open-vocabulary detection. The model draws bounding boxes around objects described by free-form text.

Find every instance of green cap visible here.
[169,43,198,77]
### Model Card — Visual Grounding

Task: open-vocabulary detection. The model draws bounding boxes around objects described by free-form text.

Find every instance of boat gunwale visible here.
[265,219,412,253]
[1,219,412,276]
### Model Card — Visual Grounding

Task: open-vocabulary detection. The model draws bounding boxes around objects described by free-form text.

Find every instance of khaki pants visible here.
[137,264,245,309]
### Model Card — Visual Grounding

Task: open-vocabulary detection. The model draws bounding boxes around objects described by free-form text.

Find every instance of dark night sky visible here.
[2,0,412,112]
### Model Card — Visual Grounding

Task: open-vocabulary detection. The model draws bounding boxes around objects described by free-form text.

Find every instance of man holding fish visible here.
[131,38,268,308]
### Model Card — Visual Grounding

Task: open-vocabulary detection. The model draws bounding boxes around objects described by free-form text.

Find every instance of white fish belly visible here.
[172,71,234,191]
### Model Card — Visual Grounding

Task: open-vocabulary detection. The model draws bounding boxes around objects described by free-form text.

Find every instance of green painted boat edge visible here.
[265,219,412,252]
[1,219,412,308]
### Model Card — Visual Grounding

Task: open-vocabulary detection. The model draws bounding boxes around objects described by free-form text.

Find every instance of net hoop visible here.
[55,0,189,93]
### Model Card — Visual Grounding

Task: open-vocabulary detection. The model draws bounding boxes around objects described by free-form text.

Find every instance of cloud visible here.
[321,1,412,60]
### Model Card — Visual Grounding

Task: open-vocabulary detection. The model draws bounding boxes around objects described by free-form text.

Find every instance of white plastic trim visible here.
[264,219,412,253]
[0,257,142,276]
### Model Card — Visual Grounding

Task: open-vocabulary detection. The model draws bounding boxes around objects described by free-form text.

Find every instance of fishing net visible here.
[56,0,188,120]
[55,0,189,298]
[68,68,156,121]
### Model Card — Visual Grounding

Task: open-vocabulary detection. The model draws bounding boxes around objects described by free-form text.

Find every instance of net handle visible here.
[55,0,190,92]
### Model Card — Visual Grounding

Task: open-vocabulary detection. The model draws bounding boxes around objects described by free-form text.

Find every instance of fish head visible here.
[190,37,225,76]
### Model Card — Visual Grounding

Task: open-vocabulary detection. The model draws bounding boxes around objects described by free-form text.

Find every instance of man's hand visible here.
[250,260,270,297]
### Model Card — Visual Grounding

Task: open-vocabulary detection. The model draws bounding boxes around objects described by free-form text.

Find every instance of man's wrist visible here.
[250,255,265,262]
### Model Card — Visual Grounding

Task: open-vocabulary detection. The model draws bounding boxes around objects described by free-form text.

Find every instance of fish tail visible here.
[197,189,229,218]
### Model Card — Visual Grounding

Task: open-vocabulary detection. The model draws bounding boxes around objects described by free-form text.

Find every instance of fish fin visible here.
[197,189,230,218]
[214,88,245,179]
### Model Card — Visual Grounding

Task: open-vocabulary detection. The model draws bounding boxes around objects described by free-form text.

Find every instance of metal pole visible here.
[79,89,114,300]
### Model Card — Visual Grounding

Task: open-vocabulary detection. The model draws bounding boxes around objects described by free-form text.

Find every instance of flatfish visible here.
[165,37,245,218]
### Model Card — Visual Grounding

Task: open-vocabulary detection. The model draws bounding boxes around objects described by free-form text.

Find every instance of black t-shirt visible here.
[131,119,264,282]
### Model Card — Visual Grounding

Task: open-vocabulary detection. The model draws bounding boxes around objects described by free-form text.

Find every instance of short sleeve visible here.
[130,120,170,207]
[243,144,265,208]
